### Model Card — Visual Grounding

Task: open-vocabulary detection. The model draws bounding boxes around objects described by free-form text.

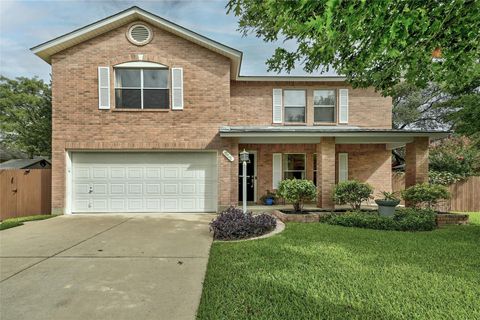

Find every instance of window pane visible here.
[284,90,306,106]
[115,89,141,108]
[314,107,335,122]
[313,154,317,168]
[284,172,305,180]
[144,69,168,88]
[143,89,169,109]
[314,90,336,106]
[285,107,305,122]
[284,154,305,171]
[115,69,141,88]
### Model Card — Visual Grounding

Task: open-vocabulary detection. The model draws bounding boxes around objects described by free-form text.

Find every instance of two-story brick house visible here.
[31,7,447,214]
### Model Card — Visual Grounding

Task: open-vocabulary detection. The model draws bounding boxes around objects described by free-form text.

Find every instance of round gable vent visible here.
[127,24,152,46]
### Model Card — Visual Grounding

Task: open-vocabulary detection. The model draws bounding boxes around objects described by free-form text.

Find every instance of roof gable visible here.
[31,6,243,79]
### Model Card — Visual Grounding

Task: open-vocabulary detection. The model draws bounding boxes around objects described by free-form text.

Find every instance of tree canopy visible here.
[0,76,52,158]
[392,83,453,130]
[227,0,479,95]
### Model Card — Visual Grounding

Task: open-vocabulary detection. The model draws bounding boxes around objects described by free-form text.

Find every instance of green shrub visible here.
[276,179,317,212]
[326,211,398,230]
[401,183,450,208]
[429,137,480,176]
[324,208,436,231]
[393,208,437,231]
[333,180,373,210]
[429,171,465,185]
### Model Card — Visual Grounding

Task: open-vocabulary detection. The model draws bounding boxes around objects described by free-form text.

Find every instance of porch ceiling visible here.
[220,126,450,148]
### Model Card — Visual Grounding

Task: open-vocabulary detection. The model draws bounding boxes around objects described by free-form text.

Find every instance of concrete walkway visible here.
[0,214,214,320]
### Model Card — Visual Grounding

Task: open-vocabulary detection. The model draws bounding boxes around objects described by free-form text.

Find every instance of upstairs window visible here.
[115,68,169,109]
[284,90,306,123]
[314,89,336,123]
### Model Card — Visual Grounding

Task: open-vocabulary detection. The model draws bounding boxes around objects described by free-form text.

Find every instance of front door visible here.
[238,153,255,202]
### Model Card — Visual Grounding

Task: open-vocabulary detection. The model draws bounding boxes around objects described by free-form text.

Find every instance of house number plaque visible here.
[222,150,234,162]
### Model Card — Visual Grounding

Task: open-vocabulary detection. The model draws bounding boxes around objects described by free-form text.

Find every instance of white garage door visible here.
[72,152,217,213]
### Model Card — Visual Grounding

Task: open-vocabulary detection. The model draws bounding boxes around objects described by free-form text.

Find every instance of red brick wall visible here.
[336,144,392,198]
[230,81,392,128]
[239,143,391,204]
[51,21,234,212]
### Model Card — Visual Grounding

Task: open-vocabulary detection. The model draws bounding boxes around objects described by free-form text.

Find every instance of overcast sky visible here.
[0,0,338,81]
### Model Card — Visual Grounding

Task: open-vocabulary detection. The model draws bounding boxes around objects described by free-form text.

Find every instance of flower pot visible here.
[375,199,400,216]
[265,198,274,205]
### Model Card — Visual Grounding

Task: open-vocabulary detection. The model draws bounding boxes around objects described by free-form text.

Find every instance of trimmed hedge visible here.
[393,208,437,231]
[324,208,437,231]
[210,207,277,240]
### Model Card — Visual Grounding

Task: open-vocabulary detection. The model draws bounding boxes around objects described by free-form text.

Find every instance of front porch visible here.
[221,126,448,209]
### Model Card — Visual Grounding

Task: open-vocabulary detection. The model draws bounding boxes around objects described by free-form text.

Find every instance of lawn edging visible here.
[273,209,470,228]
[436,213,469,226]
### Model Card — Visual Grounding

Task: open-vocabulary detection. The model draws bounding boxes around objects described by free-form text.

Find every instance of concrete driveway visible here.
[0,214,214,320]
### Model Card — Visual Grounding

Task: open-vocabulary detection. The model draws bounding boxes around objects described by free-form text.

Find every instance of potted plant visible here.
[260,190,277,205]
[375,191,401,216]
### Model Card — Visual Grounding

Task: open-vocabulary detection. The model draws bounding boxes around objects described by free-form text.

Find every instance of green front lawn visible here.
[0,215,56,230]
[198,219,480,319]
[462,212,480,225]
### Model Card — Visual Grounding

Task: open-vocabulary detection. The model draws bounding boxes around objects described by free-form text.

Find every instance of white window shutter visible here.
[272,153,282,189]
[98,67,110,109]
[338,153,348,182]
[171,68,184,110]
[339,89,349,123]
[272,88,282,123]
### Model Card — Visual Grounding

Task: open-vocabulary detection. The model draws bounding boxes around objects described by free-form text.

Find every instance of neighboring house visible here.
[31,6,448,214]
[0,158,51,170]
[0,143,27,163]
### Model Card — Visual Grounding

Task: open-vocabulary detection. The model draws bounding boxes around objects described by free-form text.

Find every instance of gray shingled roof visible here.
[219,126,450,138]
[0,158,51,169]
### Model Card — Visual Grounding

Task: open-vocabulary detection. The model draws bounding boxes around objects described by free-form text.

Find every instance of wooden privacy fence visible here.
[0,169,51,220]
[392,173,480,212]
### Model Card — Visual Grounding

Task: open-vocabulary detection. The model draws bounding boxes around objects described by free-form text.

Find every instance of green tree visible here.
[392,83,454,130]
[0,76,52,158]
[447,93,480,145]
[228,0,479,94]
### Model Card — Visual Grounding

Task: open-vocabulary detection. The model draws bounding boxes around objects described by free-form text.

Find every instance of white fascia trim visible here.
[234,76,347,82]
[220,132,448,139]
[31,10,137,57]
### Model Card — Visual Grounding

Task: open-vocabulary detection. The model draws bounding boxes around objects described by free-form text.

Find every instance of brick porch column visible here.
[405,137,429,188]
[316,137,336,208]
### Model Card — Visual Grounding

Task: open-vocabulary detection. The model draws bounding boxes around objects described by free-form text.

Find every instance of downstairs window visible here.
[283,154,306,179]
